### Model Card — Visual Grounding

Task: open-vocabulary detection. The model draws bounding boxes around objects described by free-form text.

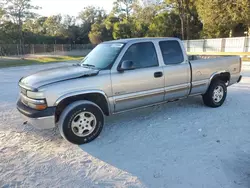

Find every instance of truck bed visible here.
[188,55,241,95]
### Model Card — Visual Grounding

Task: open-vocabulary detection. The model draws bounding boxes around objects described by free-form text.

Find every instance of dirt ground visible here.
[0,62,250,188]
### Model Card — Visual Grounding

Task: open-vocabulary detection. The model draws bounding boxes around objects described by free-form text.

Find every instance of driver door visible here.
[111,42,165,112]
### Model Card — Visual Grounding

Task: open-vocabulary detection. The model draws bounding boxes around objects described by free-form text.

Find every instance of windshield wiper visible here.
[81,64,96,68]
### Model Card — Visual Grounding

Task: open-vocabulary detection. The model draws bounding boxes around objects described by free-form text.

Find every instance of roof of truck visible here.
[103,37,180,44]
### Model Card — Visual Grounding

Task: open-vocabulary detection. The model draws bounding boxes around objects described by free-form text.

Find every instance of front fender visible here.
[54,89,112,114]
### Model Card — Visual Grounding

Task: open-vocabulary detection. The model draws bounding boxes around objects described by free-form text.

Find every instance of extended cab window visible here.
[159,41,184,65]
[121,42,158,69]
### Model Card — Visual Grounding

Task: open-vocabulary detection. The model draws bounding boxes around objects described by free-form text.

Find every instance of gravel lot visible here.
[0,62,250,188]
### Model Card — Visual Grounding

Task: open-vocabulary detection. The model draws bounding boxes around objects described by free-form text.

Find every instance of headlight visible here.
[27,91,45,99]
[21,94,47,110]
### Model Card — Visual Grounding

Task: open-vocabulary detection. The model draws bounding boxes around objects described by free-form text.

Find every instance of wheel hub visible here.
[71,111,97,137]
[212,86,224,103]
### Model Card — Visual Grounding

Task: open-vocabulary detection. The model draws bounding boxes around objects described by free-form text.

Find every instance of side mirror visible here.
[117,60,135,72]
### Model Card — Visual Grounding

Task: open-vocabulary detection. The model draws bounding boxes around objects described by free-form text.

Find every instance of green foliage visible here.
[43,15,64,36]
[112,0,137,19]
[89,23,112,44]
[2,0,40,23]
[0,21,19,43]
[0,56,83,68]
[0,0,249,47]
[113,20,132,39]
[0,7,4,19]
[78,6,106,24]
[196,0,250,38]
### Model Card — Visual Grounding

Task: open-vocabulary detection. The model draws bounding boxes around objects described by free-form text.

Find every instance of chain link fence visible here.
[1,37,250,57]
[0,44,94,57]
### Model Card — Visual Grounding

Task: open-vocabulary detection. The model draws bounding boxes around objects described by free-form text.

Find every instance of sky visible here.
[32,0,116,17]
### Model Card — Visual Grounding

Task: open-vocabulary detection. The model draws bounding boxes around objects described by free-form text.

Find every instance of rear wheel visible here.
[202,80,227,108]
[58,100,104,145]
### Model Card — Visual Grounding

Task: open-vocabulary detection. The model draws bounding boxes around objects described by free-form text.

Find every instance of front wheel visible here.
[58,100,104,145]
[202,80,227,108]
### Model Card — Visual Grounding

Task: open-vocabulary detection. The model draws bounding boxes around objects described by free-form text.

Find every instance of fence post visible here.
[43,43,46,54]
[186,40,190,52]
[32,44,35,54]
[17,44,19,56]
[203,39,206,52]
[221,38,226,52]
[62,44,64,52]
[243,37,249,52]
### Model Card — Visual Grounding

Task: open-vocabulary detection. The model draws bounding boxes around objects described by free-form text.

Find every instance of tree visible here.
[0,0,248,49]
[133,3,160,25]
[88,9,112,45]
[165,0,185,39]
[0,21,19,43]
[165,0,199,39]
[89,23,112,44]
[141,0,161,6]
[195,0,239,38]
[78,6,106,25]
[147,11,182,37]
[113,0,137,19]
[0,8,4,19]
[113,20,133,39]
[230,0,250,35]
[78,6,107,43]
[1,0,39,51]
[43,15,64,37]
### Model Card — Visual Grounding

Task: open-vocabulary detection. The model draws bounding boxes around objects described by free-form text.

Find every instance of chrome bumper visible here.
[17,99,56,130]
[21,114,55,129]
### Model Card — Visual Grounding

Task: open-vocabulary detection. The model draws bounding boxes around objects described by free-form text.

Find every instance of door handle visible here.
[154,72,163,78]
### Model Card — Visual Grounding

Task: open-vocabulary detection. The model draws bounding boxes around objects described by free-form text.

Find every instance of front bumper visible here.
[17,99,56,129]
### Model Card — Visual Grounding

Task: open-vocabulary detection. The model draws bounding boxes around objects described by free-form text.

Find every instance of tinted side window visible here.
[159,41,184,65]
[121,42,158,69]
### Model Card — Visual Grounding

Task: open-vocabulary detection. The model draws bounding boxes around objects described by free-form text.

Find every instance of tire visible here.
[58,100,104,145]
[202,80,227,108]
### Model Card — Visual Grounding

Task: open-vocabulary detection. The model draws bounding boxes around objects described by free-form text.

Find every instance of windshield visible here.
[80,43,124,69]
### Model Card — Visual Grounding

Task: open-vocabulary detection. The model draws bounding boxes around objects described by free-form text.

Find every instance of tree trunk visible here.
[177,0,185,40]
[186,14,190,40]
[18,12,23,55]
[179,15,185,40]
[184,0,191,40]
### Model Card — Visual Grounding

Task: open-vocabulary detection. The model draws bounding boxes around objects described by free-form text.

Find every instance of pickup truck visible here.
[17,38,242,145]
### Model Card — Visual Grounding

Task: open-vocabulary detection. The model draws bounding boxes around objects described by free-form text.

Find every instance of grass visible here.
[1,51,249,69]
[0,56,84,68]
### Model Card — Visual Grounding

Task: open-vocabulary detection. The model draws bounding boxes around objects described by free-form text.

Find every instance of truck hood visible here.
[20,65,99,89]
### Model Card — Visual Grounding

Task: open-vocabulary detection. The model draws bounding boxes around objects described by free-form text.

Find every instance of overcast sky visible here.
[32,0,116,17]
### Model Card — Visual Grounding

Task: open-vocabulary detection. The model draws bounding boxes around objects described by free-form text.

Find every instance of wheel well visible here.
[55,93,109,123]
[211,72,230,84]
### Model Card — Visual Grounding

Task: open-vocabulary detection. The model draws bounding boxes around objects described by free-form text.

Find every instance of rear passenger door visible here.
[159,40,191,101]
[111,42,165,112]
